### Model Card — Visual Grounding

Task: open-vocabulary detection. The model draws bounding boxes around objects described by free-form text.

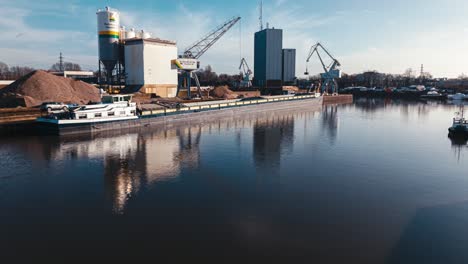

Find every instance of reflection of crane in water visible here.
[175,126,202,169]
[322,105,339,143]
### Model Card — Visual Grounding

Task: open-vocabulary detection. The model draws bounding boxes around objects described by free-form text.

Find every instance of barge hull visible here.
[41,97,323,136]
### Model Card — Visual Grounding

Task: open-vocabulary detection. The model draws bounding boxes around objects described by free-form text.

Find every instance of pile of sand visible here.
[283,86,300,92]
[0,70,101,108]
[210,86,239,100]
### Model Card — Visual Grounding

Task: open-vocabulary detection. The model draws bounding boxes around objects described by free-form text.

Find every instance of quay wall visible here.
[323,95,353,105]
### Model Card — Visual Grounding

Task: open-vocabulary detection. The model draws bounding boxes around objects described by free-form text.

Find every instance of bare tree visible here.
[50,62,82,72]
[0,62,9,79]
[196,65,218,86]
[458,73,468,80]
[403,68,414,79]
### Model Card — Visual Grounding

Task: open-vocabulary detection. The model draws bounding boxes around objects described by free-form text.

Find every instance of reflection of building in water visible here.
[145,126,201,184]
[108,127,201,214]
[322,105,339,143]
[47,127,202,214]
[253,115,295,174]
[51,134,140,161]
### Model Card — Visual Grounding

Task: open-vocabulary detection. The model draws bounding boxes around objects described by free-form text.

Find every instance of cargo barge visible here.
[37,94,323,136]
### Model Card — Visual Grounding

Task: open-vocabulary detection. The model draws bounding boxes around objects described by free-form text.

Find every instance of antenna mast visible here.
[259,0,263,31]
[59,52,64,72]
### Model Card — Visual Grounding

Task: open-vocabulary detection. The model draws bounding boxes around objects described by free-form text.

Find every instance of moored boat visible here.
[37,94,138,127]
[421,91,446,100]
[449,105,468,137]
[448,93,466,101]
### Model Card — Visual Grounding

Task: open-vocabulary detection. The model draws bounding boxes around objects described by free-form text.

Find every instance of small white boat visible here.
[421,91,446,100]
[448,93,466,101]
[37,95,138,126]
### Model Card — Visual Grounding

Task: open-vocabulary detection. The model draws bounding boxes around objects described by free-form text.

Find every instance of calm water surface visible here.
[1,98,468,263]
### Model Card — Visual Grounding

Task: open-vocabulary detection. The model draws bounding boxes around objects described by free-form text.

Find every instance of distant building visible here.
[282,49,296,84]
[51,71,96,83]
[0,80,14,89]
[254,28,283,89]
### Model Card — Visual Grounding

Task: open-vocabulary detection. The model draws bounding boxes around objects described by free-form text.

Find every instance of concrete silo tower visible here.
[97,7,122,86]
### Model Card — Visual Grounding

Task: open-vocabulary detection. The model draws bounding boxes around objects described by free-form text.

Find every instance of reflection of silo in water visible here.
[101,134,146,215]
[97,7,120,84]
[253,115,295,174]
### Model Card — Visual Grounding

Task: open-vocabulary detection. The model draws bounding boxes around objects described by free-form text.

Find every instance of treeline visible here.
[196,65,240,87]
[338,70,435,88]
[0,62,35,80]
[0,61,82,80]
[303,69,437,88]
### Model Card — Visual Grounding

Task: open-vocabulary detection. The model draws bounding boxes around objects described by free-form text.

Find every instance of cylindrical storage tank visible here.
[119,26,126,40]
[141,30,151,39]
[135,30,142,39]
[97,6,120,74]
[126,28,136,39]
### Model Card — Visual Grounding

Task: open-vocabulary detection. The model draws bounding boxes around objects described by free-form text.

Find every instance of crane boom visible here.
[239,58,253,88]
[306,42,341,71]
[305,42,342,95]
[239,58,252,74]
[183,16,241,59]
[175,16,241,98]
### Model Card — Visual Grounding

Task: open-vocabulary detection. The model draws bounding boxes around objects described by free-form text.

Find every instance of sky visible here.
[0,0,468,78]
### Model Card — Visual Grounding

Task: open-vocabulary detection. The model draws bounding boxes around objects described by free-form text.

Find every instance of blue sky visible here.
[0,0,468,78]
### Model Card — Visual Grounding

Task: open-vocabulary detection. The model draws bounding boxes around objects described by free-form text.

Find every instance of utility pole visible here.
[59,52,64,72]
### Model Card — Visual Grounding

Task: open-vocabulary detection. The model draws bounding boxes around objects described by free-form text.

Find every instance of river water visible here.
[1,98,467,263]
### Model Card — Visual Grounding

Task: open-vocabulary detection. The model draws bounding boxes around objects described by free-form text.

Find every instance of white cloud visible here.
[340,22,468,78]
[0,1,466,78]
[0,4,97,69]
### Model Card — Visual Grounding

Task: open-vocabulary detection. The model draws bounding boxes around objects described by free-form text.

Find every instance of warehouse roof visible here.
[124,38,176,46]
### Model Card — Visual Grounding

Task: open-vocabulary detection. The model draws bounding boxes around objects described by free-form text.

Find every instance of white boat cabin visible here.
[71,95,137,120]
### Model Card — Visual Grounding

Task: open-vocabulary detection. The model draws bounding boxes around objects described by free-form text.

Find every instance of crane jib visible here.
[182,16,241,59]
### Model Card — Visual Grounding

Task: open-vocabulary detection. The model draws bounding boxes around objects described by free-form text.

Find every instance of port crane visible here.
[304,42,342,95]
[238,58,253,88]
[173,16,241,98]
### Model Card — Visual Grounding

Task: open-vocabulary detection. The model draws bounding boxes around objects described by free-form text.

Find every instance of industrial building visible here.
[254,28,297,89]
[96,6,178,97]
[124,38,178,97]
[254,28,283,89]
[282,49,296,84]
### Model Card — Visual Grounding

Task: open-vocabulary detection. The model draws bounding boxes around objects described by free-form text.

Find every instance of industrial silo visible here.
[97,7,121,84]
[126,28,136,39]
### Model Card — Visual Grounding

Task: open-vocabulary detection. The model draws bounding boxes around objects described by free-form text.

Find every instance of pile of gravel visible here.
[0,70,101,108]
